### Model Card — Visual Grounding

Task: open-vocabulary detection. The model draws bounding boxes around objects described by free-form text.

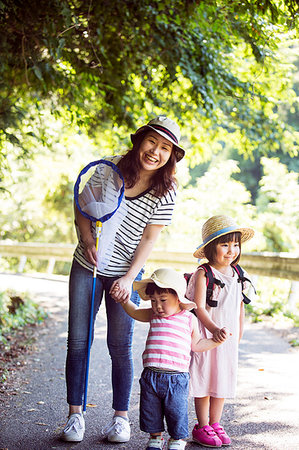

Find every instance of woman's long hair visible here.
[117,130,177,197]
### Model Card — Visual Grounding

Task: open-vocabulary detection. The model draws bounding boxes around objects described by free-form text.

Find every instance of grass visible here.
[0,289,47,345]
[0,289,48,384]
[245,275,299,346]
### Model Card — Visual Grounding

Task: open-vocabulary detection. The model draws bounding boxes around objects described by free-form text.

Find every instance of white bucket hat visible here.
[133,268,196,310]
[131,116,185,161]
[193,215,254,259]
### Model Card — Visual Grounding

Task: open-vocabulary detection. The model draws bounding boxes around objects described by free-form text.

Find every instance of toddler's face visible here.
[150,291,181,318]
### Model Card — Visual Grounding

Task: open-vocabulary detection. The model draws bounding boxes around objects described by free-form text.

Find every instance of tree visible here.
[158,158,256,251]
[0,0,298,169]
[256,157,299,251]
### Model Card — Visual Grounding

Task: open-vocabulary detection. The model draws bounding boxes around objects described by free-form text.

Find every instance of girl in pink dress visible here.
[186,215,254,448]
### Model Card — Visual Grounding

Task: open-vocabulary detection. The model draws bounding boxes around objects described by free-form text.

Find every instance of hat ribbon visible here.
[201,225,238,246]
[150,124,178,144]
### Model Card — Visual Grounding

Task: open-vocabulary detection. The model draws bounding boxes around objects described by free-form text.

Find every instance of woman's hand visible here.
[83,239,97,266]
[74,204,97,266]
[212,327,230,343]
[110,275,133,304]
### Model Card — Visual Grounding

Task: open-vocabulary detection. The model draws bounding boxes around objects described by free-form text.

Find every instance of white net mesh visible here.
[76,161,127,271]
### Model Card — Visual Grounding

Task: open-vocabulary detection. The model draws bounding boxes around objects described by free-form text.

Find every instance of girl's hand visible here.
[110,275,133,304]
[212,327,230,343]
[83,240,97,266]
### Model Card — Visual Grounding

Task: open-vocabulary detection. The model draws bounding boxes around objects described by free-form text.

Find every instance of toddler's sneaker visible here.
[146,436,165,449]
[192,424,222,447]
[211,423,231,446]
[61,413,85,442]
[167,438,186,449]
[101,415,130,442]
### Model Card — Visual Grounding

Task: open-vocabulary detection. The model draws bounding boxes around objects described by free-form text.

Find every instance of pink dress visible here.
[187,266,245,399]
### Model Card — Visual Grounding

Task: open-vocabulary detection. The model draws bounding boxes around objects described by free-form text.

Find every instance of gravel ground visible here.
[0,273,298,450]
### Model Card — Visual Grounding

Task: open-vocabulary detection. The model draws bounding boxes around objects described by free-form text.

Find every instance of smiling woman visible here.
[118,116,184,197]
[139,131,173,172]
[62,115,186,444]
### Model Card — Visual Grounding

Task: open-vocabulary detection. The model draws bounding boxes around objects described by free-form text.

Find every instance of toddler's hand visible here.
[212,327,230,343]
[109,276,131,303]
[110,282,120,301]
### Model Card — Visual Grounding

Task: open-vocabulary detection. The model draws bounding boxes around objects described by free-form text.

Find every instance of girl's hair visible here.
[145,282,178,297]
[204,232,242,266]
[117,130,177,197]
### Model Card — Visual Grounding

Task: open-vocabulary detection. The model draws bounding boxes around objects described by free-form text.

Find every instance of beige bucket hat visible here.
[133,268,196,310]
[193,215,254,259]
[131,115,185,162]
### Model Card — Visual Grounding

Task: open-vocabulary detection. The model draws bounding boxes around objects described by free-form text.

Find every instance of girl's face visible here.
[214,240,240,267]
[150,291,181,318]
[139,131,173,172]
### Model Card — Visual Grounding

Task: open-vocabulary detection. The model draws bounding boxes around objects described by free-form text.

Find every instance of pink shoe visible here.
[211,423,231,446]
[192,424,222,447]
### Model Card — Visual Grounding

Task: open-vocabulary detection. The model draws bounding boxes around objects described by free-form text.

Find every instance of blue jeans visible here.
[139,368,190,439]
[66,259,142,410]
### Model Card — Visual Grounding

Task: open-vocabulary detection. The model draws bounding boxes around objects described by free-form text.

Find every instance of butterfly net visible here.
[74,160,127,271]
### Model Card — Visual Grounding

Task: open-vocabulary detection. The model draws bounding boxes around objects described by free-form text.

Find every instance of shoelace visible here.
[101,418,126,437]
[63,415,83,434]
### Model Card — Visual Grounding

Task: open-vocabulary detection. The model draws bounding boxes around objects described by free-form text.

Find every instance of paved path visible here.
[0,273,298,450]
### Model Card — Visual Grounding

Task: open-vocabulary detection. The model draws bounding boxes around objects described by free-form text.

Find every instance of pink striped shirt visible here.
[142,310,193,372]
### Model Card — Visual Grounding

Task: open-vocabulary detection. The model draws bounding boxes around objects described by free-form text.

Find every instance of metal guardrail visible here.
[148,250,299,281]
[0,241,298,311]
[0,242,299,280]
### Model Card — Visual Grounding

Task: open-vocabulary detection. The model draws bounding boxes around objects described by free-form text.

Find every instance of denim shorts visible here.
[139,367,190,439]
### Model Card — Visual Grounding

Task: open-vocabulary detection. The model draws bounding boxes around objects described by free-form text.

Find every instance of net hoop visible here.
[74,159,125,223]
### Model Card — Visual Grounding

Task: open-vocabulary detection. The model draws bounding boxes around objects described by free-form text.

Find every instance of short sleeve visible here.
[148,189,176,226]
[242,269,252,292]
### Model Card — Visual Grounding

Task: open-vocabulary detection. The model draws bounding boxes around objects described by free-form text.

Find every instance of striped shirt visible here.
[143,310,193,372]
[73,155,176,277]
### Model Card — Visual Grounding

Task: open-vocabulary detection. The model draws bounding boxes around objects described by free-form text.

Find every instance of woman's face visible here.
[138,131,173,172]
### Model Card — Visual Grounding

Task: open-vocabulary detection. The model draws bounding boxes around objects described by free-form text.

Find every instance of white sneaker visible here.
[101,416,130,443]
[146,436,165,449]
[61,413,85,442]
[167,438,186,450]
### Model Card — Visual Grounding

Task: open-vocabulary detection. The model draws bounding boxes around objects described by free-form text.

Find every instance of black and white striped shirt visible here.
[73,156,176,277]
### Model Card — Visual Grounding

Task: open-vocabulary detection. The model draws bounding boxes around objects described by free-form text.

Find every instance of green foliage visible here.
[157,158,256,251]
[0,290,47,344]
[0,0,298,184]
[0,114,105,243]
[245,276,299,328]
[256,157,299,251]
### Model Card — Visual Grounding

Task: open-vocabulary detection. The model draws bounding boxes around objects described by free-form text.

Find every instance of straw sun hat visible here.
[193,215,254,259]
[133,268,196,310]
[131,115,185,162]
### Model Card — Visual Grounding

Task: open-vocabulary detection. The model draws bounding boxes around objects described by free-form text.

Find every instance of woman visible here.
[62,116,185,443]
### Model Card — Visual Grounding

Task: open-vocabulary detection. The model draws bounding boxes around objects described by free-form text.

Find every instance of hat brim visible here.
[131,125,185,162]
[133,278,196,310]
[193,227,254,259]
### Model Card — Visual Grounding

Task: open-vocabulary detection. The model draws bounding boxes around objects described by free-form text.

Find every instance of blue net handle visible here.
[74,159,125,223]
